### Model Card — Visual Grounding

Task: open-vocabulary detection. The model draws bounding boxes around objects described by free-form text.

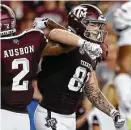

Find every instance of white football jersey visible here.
[118,28,131,47]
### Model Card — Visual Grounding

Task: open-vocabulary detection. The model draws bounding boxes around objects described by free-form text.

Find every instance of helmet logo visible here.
[72,6,87,18]
[13,39,19,45]
[4,23,10,29]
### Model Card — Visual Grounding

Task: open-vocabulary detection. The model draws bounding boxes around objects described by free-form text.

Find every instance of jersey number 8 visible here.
[68,66,90,92]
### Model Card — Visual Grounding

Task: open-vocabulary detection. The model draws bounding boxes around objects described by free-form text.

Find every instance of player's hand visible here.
[33,17,49,29]
[110,109,126,129]
[83,41,102,60]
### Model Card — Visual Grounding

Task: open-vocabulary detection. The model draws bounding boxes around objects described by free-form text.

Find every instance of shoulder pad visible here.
[24,28,44,34]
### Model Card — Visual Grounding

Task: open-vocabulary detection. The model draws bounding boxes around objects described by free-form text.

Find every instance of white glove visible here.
[110,109,126,129]
[82,41,102,60]
[33,17,49,29]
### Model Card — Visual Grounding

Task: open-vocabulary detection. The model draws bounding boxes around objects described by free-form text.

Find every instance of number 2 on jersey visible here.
[68,66,90,92]
[12,58,29,91]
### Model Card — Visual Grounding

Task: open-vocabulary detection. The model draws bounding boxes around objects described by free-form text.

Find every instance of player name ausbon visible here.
[4,45,34,58]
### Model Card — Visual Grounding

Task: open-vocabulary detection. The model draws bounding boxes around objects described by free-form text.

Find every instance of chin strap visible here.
[67,26,77,34]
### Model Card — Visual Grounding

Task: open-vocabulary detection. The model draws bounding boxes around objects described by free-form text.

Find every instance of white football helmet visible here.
[113,2,131,32]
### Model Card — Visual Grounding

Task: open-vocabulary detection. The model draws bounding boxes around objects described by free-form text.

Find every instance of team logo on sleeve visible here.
[45,117,57,130]
[13,39,19,45]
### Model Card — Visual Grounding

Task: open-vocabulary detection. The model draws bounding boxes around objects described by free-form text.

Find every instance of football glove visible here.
[33,17,49,29]
[83,41,102,60]
[110,109,126,129]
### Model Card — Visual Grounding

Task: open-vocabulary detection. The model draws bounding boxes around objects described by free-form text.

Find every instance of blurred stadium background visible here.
[1,1,131,130]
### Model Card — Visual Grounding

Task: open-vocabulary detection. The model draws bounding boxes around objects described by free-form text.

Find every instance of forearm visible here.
[84,72,114,116]
[47,20,84,48]
[32,80,43,102]
[41,21,75,55]
[42,41,75,56]
[84,85,114,116]
[48,29,85,47]
[85,72,126,129]
[33,87,43,102]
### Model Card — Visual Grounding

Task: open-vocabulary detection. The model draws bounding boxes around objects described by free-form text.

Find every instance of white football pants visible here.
[34,105,76,130]
[1,109,30,130]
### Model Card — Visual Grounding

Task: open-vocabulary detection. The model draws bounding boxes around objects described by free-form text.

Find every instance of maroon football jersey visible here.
[1,29,47,113]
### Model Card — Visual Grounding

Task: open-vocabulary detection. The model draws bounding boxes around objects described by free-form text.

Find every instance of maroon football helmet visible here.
[68,4,107,44]
[0,4,16,37]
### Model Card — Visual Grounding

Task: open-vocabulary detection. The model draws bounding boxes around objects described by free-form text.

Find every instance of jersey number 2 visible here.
[68,66,90,92]
[12,58,29,91]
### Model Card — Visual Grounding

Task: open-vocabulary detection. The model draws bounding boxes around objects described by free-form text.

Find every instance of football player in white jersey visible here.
[113,2,131,129]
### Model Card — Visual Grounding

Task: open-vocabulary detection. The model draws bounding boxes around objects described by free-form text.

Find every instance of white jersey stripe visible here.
[0,28,44,40]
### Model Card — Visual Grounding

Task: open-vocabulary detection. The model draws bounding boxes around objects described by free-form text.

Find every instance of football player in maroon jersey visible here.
[33,4,126,130]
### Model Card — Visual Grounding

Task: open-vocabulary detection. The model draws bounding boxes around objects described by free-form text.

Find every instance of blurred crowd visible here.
[1,1,130,130]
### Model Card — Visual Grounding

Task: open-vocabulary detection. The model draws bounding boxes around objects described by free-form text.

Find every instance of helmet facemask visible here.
[0,4,16,37]
[0,19,16,37]
[81,17,107,44]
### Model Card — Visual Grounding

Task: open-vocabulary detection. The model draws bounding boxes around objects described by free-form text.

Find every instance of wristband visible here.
[77,38,88,47]
[110,109,119,118]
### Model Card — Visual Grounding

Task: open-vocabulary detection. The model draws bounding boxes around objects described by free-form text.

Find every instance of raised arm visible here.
[33,18,102,59]
[48,28,85,47]
[40,19,76,56]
